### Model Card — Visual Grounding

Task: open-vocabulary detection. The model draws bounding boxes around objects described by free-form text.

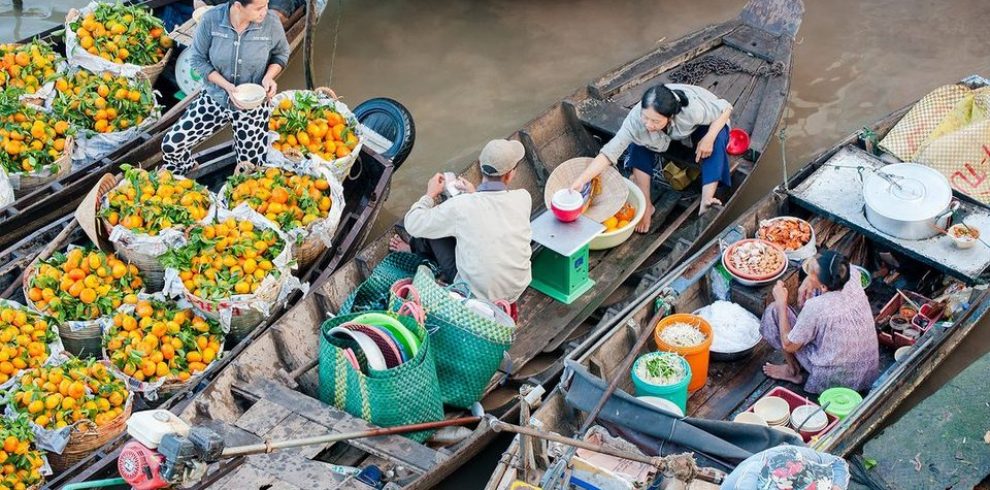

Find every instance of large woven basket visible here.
[65,8,173,85]
[22,260,107,358]
[99,173,209,292]
[47,400,132,472]
[182,271,290,343]
[13,136,74,199]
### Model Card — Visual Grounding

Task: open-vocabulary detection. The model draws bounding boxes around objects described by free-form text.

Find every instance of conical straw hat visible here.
[544,157,628,222]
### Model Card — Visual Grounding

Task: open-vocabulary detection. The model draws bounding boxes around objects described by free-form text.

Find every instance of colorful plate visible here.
[327,327,388,372]
[352,313,420,357]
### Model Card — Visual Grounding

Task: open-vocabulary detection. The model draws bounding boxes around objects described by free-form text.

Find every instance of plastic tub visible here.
[589,178,646,250]
[818,387,863,420]
[631,352,692,414]
[653,314,713,392]
[746,387,839,442]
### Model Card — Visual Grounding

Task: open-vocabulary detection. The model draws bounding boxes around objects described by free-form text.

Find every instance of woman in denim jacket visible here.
[161,0,290,174]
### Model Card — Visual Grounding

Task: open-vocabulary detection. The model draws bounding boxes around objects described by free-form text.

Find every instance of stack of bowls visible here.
[326,313,422,374]
[732,411,768,426]
[752,396,790,427]
[790,404,828,438]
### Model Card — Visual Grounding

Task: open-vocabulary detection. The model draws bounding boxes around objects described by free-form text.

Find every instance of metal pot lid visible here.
[863,163,952,221]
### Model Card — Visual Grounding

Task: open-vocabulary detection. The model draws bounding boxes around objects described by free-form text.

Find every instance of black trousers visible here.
[410,237,458,284]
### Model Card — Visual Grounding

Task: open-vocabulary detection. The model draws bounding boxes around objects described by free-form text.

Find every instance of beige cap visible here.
[479,139,525,176]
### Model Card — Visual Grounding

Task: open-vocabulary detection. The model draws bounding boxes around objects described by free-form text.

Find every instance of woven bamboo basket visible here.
[13,136,74,199]
[182,271,290,344]
[65,9,173,85]
[47,400,132,472]
[22,260,108,358]
[98,173,210,292]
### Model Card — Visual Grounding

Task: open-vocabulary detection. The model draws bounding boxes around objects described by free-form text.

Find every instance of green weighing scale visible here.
[529,211,605,304]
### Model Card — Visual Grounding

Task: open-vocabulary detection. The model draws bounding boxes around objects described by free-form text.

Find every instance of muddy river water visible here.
[4,0,990,486]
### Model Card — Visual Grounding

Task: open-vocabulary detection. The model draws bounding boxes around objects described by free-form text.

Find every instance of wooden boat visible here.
[36,1,806,488]
[0,0,318,250]
[486,75,990,489]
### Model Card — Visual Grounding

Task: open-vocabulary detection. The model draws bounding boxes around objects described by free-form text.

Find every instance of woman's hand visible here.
[772,280,789,306]
[224,85,249,110]
[695,134,715,162]
[262,76,278,98]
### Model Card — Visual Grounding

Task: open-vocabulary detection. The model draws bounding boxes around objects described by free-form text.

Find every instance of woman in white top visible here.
[571,84,733,232]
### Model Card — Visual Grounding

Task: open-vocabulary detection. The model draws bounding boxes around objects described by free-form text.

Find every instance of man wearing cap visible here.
[390,139,533,303]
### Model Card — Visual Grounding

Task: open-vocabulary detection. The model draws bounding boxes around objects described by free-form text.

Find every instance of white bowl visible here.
[733,411,768,426]
[589,178,646,250]
[948,223,980,249]
[233,83,266,110]
[637,396,684,417]
[894,345,913,362]
[757,216,817,261]
[790,405,828,431]
[773,426,802,439]
[753,396,790,425]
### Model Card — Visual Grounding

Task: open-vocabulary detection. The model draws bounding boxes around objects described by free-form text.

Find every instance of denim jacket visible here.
[190,3,290,107]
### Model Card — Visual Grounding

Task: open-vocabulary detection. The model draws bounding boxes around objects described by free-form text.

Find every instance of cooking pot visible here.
[863,163,957,240]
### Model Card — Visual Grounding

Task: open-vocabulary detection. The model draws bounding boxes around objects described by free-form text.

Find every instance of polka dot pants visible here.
[161,93,272,175]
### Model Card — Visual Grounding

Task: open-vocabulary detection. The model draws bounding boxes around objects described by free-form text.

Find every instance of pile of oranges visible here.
[52,70,154,134]
[225,167,333,231]
[0,415,46,489]
[105,298,223,384]
[602,203,636,232]
[69,3,172,66]
[0,40,62,95]
[0,104,72,175]
[269,92,360,162]
[101,165,212,235]
[0,304,58,386]
[160,218,285,301]
[28,247,143,323]
[10,357,130,431]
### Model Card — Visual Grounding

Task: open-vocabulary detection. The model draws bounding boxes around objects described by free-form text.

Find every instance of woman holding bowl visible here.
[162,0,290,174]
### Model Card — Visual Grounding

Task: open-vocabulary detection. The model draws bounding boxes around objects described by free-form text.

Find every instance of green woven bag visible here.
[410,266,514,408]
[339,252,426,315]
[317,311,444,442]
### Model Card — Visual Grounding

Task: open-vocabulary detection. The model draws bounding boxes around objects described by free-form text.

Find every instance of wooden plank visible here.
[235,398,293,436]
[591,22,734,98]
[232,380,446,474]
[573,98,628,136]
[518,130,550,187]
[738,0,804,40]
[244,451,346,490]
[722,24,780,62]
[260,413,334,459]
[209,463,279,490]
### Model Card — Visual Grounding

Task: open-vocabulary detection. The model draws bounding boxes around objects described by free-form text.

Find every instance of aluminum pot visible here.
[863,163,957,240]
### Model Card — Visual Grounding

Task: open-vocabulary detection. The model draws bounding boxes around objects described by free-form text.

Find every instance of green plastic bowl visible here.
[819,387,863,420]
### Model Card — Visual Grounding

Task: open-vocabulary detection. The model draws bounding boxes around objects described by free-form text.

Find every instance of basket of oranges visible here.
[220,163,344,269]
[0,102,75,198]
[159,209,302,341]
[102,294,223,402]
[0,414,49,489]
[51,69,159,165]
[24,246,144,357]
[0,300,63,389]
[6,355,132,472]
[64,2,174,84]
[0,39,66,106]
[268,89,363,181]
[99,165,214,291]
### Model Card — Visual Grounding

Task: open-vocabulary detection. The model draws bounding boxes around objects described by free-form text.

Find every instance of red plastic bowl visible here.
[551,203,583,222]
[727,128,750,156]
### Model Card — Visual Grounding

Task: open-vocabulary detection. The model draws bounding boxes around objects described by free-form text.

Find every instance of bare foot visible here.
[635,204,655,234]
[763,362,803,384]
[389,234,411,253]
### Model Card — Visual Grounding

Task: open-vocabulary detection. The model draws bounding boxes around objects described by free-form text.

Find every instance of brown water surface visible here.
[6,0,990,486]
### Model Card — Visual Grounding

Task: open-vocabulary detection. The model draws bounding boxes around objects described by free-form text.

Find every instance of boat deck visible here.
[790,145,990,282]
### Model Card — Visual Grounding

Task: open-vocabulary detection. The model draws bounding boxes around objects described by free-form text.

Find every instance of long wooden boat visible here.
[0,0,317,250]
[19,136,395,488]
[31,1,810,488]
[486,75,990,489]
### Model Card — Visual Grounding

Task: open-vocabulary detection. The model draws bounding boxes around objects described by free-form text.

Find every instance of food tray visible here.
[874,291,943,347]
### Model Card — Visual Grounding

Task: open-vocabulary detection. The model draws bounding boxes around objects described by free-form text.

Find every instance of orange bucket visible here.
[653,313,713,392]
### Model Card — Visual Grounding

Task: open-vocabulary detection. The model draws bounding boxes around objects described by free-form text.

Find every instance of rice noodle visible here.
[659,322,706,347]
[636,352,686,386]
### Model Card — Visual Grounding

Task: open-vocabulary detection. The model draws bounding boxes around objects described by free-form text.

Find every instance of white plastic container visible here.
[589,178,646,250]
[126,410,191,449]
